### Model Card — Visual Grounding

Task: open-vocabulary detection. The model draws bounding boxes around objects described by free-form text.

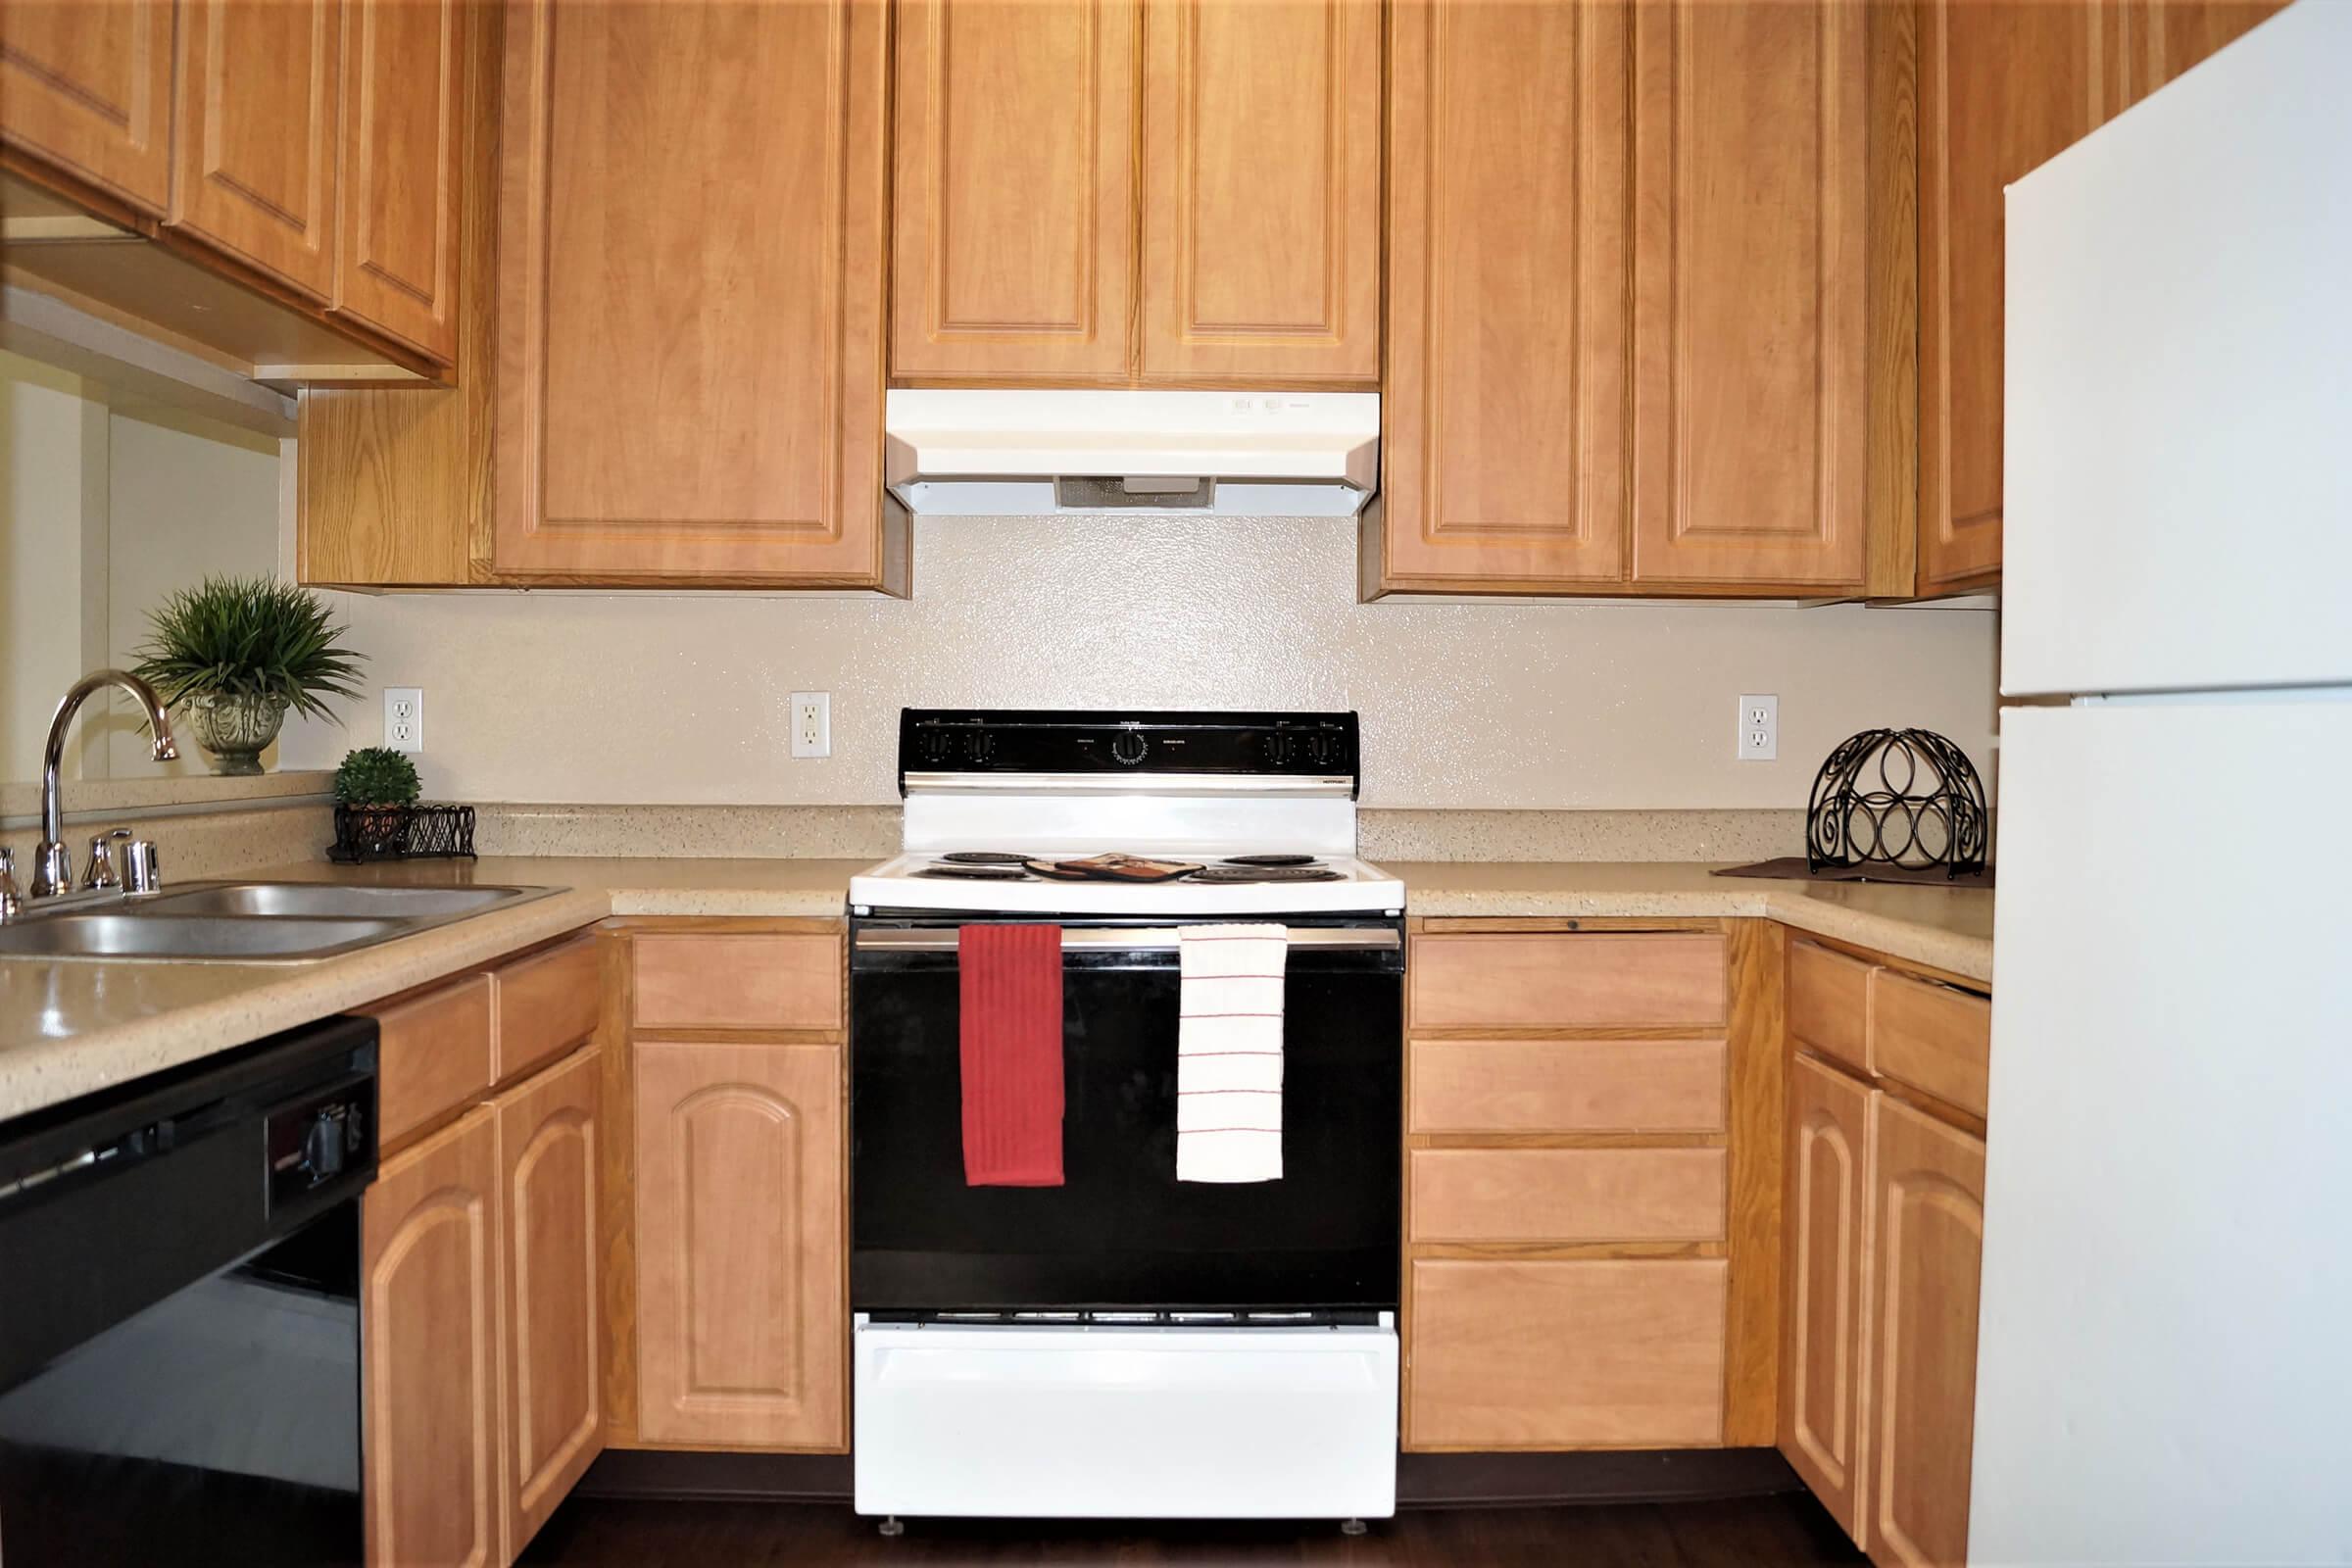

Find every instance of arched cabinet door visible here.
[1780,1054,1875,1545]
[494,1046,604,1553]
[1867,1095,1985,1568]
[633,1040,845,1449]
[363,1105,503,1568]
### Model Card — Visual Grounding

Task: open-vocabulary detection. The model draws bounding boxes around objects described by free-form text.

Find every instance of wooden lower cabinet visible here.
[1866,1097,1985,1568]
[364,1105,504,1568]
[493,1047,605,1552]
[1780,1054,1875,1540]
[633,1039,845,1449]
[1407,1259,1729,1449]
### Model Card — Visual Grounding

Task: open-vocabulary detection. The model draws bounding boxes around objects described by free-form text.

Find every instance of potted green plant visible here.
[333,746,422,858]
[131,576,366,775]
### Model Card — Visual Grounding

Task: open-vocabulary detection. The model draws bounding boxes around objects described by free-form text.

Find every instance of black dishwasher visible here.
[0,1015,377,1567]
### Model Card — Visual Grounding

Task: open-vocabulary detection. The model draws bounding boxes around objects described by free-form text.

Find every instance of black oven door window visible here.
[851,933,1401,1313]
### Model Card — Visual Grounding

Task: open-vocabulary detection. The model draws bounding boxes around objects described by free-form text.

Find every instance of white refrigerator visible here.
[1975,3,2352,1564]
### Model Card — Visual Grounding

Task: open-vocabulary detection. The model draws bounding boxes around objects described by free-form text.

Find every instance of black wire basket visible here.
[328,803,477,863]
[1806,729,1987,879]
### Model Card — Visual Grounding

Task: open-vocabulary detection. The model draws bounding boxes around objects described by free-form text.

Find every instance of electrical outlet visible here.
[790,692,830,759]
[384,687,424,754]
[1737,694,1778,761]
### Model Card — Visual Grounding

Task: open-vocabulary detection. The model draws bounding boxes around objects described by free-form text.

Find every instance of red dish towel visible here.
[958,924,1065,1186]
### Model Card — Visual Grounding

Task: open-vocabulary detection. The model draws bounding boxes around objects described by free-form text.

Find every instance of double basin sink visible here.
[0,882,556,962]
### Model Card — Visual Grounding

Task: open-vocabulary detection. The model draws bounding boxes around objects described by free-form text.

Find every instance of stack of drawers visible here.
[1401,926,1736,1449]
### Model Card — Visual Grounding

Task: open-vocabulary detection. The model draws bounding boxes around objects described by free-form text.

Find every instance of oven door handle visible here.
[852,926,1399,955]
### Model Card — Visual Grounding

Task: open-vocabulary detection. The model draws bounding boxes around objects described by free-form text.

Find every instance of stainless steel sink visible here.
[138,883,526,920]
[0,881,559,962]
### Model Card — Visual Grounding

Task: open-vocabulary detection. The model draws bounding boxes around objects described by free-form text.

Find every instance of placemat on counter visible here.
[1714,857,1994,888]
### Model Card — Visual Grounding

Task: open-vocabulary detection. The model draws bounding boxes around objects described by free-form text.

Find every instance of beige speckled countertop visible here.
[0,854,1987,1123]
[1389,861,1992,982]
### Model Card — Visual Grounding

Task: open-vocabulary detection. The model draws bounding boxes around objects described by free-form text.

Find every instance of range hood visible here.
[883,389,1380,516]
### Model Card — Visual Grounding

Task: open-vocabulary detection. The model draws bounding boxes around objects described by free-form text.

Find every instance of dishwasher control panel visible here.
[266,1075,376,1210]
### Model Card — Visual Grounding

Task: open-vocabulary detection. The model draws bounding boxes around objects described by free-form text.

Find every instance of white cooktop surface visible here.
[849,850,1405,917]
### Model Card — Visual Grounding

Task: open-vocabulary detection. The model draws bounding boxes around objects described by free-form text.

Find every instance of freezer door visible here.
[2002,0,2352,697]
[1974,700,2352,1566]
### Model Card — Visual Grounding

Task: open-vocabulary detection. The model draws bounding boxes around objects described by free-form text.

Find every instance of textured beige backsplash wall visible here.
[277,515,1998,810]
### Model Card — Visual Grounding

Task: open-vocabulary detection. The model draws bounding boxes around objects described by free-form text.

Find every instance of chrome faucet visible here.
[30,670,178,901]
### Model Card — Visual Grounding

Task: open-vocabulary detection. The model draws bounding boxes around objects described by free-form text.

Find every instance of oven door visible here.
[850,913,1402,1314]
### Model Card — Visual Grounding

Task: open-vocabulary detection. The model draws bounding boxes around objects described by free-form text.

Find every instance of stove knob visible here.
[1111,731,1149,766]
[963,732,996,763]
[917,729,955,762]
[1261,733,1298,766]
[1306,732,1343,768]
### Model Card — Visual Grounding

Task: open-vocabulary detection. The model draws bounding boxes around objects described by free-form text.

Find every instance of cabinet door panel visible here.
[892,0,1135,381]
[0,0,173,214]
[1917,0,2112,591]
[497,0,895,583]
[171,0,341,301]
[333,0,464,362]
[2117,0,2287,107]
[495,1047,604,1554]
[363,1106,503,1568]
[1138,0,1379,383]
[1780,1055,1874,1544]
[1869,1096,1985,1568]
[1407,1258,1727,1449]
[1630,0,1864,587]
[635,1040,845,1448]
[1380,0,1632,587]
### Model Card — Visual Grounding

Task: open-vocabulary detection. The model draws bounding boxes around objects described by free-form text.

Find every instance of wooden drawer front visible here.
[1407,1259,1727,1449]
[1788,940,1872,1072]
[1409,933,1727,1031]
[1409,1037,1726,1134]
[632,933,843,1032]
[371,974,495,1148]
[1410,1148,1727,1245]
[1870,968,1991,1118]
[495,936,603,1081]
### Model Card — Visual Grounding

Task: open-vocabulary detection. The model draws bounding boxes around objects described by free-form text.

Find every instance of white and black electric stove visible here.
[848,710,1402,1530]
[848,710,1404,919]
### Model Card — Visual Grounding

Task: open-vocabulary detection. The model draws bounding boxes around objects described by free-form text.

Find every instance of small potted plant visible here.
[333,746,422,858]
[132,576,366,775]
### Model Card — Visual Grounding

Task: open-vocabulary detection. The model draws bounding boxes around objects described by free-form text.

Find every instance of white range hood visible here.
[883,389,1379,516]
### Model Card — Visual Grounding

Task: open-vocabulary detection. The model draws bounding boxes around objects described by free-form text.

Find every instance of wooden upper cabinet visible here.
[1628,0,1865,588]
[1916,0,2112,593]
[892,0,1137,381]
[2114,0,2289,108]
[1868,1096,1985,1568]
[1137,0,1380,384]
[1781,1054,1875,1545]
[0,0,174,215]
[634,1040,846,1449]
[170,0,342,303]
[363,1106,503,1568]
[331,0,464,363]
[494,1048,604,1555]
[497,0,902,586]
[1378,0,1634,588]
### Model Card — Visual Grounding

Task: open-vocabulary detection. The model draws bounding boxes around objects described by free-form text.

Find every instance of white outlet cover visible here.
[790,691,830,760]
[1737,694,1778,761]
[384,687,423,754]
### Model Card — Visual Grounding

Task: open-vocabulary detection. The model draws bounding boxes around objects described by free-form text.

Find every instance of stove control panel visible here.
[899,710,1358,795]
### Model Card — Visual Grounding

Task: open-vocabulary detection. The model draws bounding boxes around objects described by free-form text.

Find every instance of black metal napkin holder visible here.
[328,803,477,863]
[1805,728,1987,880]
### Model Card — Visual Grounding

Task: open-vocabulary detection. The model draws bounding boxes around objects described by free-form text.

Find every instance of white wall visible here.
[279,514,2000,809]
[0,351,281,784]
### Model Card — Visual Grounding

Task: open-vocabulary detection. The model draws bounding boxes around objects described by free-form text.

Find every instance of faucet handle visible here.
[0,847,20,924]
[83,828,129,893]
[121,835,163,896]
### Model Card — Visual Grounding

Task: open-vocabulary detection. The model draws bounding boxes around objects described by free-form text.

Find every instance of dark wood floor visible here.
[519,1492,1866,1566]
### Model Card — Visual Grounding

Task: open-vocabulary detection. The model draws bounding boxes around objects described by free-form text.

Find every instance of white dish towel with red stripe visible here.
[1175,922,1291,1183]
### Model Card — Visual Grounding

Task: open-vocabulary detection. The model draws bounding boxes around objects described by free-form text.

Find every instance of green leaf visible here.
[129,575,368,724]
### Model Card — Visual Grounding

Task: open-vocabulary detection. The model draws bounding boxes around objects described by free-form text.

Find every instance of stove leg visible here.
[879,1516,906,1538]
[1340,1518,1368,1537]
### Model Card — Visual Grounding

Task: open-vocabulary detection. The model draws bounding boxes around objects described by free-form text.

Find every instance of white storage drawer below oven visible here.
[852,1317,1398,1520]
